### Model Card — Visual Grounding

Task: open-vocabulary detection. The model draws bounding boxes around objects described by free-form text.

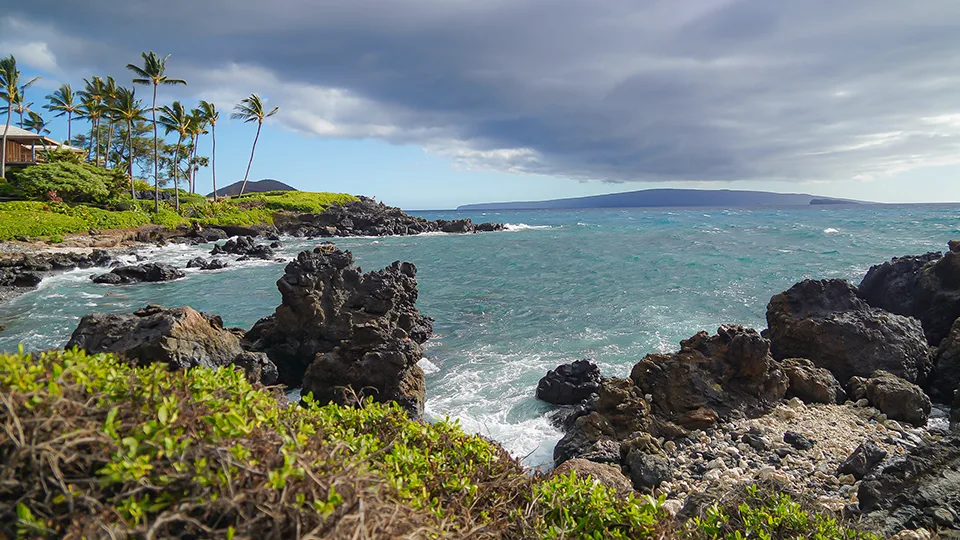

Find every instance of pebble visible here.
[838,474,856,485]
[706,458,726,470]
[661,499,683,518]
[856,398,869,407]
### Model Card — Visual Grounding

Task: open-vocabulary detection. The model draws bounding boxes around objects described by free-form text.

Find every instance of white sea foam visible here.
[503,223,551,231]
[824,228,840,234]
[418,357,440,375]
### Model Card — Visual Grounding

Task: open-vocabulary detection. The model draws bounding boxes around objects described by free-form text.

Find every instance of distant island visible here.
[457,188,864,210]
[207,179,297,198]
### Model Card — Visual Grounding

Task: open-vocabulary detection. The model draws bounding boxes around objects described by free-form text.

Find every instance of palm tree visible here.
[231,94,279,197]
[196,100,219,200]
[22,111,51,154]
[44,84,79,143]
[0,55,39,179]
[79,77,108,166]
[101,77,118,168]
[78,96,103,165]
[187,108,208,193]
[158,101,191,211]
[127,52,186,212]
[111,86,147,198]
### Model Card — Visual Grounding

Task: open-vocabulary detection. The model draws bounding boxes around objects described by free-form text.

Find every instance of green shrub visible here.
[0,349,882,539]
[7,162,127,204]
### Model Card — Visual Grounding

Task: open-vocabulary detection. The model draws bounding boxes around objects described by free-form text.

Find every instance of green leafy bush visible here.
[0,349,883,539]
[7,162,127,204]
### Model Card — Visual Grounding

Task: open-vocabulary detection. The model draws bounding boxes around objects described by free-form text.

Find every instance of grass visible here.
[0,191,358,241]
[0,201,150,241]
[0,348,881,539]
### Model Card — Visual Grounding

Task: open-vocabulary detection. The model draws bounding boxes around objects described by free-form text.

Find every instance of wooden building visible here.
[1,125,85,167]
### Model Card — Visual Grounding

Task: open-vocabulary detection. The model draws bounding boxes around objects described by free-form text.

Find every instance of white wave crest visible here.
[504,223,551,231]
[824,228,840,234]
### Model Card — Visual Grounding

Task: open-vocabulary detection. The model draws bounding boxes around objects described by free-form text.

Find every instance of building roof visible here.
[0,125,44,138]
[1,125,83,152]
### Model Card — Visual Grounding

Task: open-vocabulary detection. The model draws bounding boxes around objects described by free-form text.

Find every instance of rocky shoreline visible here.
[0,197,504,307]
[535,240,960,537]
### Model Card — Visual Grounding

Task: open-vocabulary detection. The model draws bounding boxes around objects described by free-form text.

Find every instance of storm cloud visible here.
[3,0,960,184]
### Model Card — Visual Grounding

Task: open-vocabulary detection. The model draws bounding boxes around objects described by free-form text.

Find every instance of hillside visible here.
[457,188,864,210]
[207,179,297,197]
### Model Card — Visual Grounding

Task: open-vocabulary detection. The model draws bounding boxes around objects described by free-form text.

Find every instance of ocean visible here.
[1,204,957,467]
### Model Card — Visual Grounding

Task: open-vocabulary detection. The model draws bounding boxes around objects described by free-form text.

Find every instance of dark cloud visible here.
[4,0,960,183]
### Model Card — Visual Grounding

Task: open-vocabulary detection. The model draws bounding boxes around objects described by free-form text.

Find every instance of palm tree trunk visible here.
[173,135,182,212]
[239,122,262,197]
[151,84,159,213]
[104,120,114,168]
[193,134,200,194]
[67,110,72,143]
[127,120,136,200]
[1,102,11,179]
[211,123,217,201]
[88,120,95,164]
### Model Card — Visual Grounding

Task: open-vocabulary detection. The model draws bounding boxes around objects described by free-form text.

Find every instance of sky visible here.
[3,1,960,209]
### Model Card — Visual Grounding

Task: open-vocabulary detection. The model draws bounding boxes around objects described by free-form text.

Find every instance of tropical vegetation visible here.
[0,348,879,539]
[0,52,293,240]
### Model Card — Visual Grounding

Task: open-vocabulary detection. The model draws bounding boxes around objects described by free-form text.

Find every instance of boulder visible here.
[930,318,960,402]
[211,236,274,259]
[552,458,633,497]
[437,219,476,234]
[186,257,229,271]
[553,377,651,465]
[476,222,505,232]
[765,279,931,384]
[858,243,960,346]
[66,305,277,385]
[92,263,185,284]
[536,359,602,405]
[244,246,433,418]
[624,450,673,491]
[0,269,42,287]
[837,441,887,480]
[781,357,847,404]
[864,371,932,428]
[629,325,788,434]
[858,435,960,535]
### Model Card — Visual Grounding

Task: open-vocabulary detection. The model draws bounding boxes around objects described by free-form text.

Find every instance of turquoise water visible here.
[1,204,958,466]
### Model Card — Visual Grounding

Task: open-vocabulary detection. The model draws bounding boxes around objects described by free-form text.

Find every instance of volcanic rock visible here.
[437,219,476,234]
[211,236,274,259]
[244,246,433,417]
[629,325,788,434]
[863,371,932,428]
[66,304,276,384]
[625,450,673,491]
[765,279,931,384]
[92,262,185,284]
[858,434,960,535]
[930,317,960,402]
[553,377,652,465]
[186,257,229,271]
[781,357,847,404]
[537,359,603,405]
[783,430,816,451]
[837,440,886,480]
[858,243,960,346]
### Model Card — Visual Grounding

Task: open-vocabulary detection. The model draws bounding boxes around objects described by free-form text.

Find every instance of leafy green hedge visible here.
[0,349,881,539]
[6,162,127,204]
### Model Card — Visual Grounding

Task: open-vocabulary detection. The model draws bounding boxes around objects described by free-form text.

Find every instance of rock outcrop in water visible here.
[92,262,185,284]
[858,241,960,346]
[210,235,275,260]
[765,279,931,384]
[66,305,277,385]
[244,244,433,417]
[930,318,960,402]
[273,196,504,237]
[536,359,603,405]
